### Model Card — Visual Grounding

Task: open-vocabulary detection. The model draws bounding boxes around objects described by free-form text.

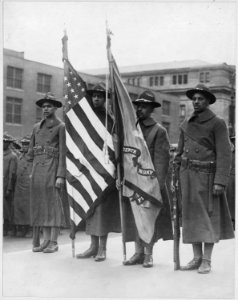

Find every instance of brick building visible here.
[86,60,236,133]
[3,49,180,143]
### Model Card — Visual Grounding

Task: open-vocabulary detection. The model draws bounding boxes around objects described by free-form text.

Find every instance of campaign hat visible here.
[3,133,15,143]
[132,90,161,108]
[20,135,31,145]
[36,92,62,108]
[186,84,216,104]
[87,84,110,97]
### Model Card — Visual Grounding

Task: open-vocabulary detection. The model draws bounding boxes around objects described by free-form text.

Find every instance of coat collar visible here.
[139,116,156,127]
[188,108,216,123]
[4,148,12,156]
[39,116,61,128]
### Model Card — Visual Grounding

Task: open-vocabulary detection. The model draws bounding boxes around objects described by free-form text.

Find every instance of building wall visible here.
[3,49,180,144]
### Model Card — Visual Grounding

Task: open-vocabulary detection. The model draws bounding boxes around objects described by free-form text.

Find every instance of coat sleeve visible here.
[56,123,66,178]
[7,154,18,192]
[213,118,232,187]
[26,126,36,162]
[153,126,170,189]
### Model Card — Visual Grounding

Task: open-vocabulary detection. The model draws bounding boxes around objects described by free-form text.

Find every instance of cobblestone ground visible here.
[2,229,236,299]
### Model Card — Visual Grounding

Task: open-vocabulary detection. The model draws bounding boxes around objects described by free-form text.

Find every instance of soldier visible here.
[123,90,173,268]
[76,84,121,262]
[174,84,234,274]
[14,135,32,237]
[226,135,235,229]
[28,93,66,253]
[3,133,18,236]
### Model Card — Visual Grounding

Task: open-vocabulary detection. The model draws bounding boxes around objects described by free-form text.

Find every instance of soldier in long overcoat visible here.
[14,136,32,237]
[76,85,121,262]
[3,133,18,236]
[226,135,235,229]
[28,93,66,253]
[123,91,173,268]
[174,84,234,274]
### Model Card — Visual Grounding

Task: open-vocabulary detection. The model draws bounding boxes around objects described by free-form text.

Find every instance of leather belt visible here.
[33,145,59,158]
[181,158,216,173]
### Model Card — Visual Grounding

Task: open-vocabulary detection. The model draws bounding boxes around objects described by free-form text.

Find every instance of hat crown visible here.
[138,90,155,102]
[193,84,211,94]
[44,92,57,100]
[3,132,15,142]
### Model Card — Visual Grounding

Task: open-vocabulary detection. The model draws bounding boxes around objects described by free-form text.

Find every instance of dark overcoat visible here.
[28,116,67,227]
[14,152,32,225]
[175,108,234,243]
[85,108,121,236]
[226,144,235,222]
[124,117,173,243]
[3,149,18,222]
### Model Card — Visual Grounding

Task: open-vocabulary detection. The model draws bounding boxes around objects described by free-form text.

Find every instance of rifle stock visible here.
[172,162,181,270]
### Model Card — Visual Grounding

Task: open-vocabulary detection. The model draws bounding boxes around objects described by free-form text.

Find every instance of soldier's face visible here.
[3,141,10,151]
[21,144,29,152]
[42,102,57,119]
[136,103,154,120]
[192,93,210,113]
[92,92,105,109]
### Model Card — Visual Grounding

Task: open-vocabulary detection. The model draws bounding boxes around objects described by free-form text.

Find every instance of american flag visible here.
[63,59,116,238]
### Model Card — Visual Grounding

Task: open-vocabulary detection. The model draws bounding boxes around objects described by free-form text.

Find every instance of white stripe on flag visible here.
[66,131,107,189]
[66,157,97,201]
[69,206,82,226]
[80,98,114,152]
[67,108,115,176]
[66,180,89,213]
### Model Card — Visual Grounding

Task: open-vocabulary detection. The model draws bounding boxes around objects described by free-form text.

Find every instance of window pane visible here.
[205,72,210,82]
[172,75,177,85]
[6,97,22,124]
[149,77,153,86]
[162,100,170,115]
[160,76,164,86]
[183,74,188,84]
[200,72,204,83]
[6,114,12,123]
[155,77,158,86]
[14,114,21,124]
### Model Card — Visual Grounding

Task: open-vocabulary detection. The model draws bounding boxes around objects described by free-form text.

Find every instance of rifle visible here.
[171,162,181,270]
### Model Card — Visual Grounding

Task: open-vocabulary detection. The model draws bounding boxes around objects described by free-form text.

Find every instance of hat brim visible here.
[186,89,216,104]
[87,90,111,98]
[36,98,62,108]
[132,99,161,108]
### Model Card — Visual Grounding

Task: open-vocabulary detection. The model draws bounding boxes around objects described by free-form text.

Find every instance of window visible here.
[200,72,210,83]
[6,97,22,124]
[180,104,186,117]
[162,121,170,135]
[131,78,135,86]
[160,76,164,86]
[136,77,141,86]
[154,76,158,86]
[7,66,23,89]
[149,77,154,87]
[37,73,51,93]
[172,73,188,85]
[162,100,170,116]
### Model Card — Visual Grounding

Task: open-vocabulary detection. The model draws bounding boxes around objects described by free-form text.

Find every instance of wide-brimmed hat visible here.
[132,90,161,108]
[20,135,31,144]
[186,84,216,104]
[3,133,15,143]
[87,84,110,97]
[36,92,62,108]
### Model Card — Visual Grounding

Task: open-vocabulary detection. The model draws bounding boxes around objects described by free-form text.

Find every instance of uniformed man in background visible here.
[174,84,234,274]
[3,133,18,236]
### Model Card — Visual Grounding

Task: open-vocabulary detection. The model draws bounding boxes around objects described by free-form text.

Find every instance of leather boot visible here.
[95,235,107,262]
[198,258,211,274]
[76,235,99,259]
[43,241,59,253]
[180,257,202,271]
[33,240,50,252]
[123,253,145,265]
[143,245,153,268]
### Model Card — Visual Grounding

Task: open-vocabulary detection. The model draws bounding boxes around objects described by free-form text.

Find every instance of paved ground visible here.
[1,229,236,299]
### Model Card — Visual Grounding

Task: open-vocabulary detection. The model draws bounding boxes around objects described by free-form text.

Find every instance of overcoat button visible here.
[185,149,189,153]
[195,148,199,153]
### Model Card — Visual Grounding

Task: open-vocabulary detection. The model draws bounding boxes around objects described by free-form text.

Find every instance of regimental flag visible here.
[63,57,116,239]
[107,36,162,244]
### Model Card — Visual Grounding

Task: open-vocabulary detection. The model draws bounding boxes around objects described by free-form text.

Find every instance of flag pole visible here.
[106,22,127,263]
[62,30,75,258]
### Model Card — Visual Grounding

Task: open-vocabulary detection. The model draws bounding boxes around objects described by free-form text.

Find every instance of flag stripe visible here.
[66,148,103,196]
[65,115,115,185]
[66,161,96,205]
[65,128,108,189]
[69,206,82,227]
[66,180,89,214]
[79,98,115,151]
[67,106,115,176]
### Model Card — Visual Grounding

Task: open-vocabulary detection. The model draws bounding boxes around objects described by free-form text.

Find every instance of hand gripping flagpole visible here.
[106,22,127,263]
[62,29,75,258]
